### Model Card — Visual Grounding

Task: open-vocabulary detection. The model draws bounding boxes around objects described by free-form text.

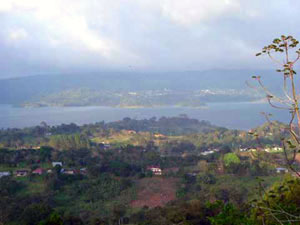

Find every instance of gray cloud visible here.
[0,0,300,78]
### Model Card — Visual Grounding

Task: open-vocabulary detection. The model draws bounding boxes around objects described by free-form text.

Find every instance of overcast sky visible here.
[0,0,299,78]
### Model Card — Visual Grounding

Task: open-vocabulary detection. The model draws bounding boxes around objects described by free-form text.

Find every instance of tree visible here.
[21,203,52,225]
[223,153,240,167]
[39,212,63,225]
[223,153,241,174]
[251,35,300,177]
[197,160,209,172]
[251,176,300,225]
[250,35,300,225]
[197,173,217,185]
[112,204,127,225]
[208,201,254,225]
[39,146,53,162]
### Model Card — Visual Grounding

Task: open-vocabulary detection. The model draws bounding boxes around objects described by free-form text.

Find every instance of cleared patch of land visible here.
[131,177,178,208]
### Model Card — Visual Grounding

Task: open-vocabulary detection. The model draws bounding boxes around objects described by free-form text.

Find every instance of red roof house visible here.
[32,168,44,175]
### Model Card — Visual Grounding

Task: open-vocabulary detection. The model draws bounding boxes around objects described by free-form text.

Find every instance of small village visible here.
[0,161,164,178]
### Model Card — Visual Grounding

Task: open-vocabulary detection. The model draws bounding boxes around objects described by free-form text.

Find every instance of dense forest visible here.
[0,116,290,149]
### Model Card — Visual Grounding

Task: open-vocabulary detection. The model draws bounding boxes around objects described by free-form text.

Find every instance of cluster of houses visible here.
[0,165,163,178]
[0,161,87,178]
[239,146,283,153]
[264,146,283,153]
[14,146,41,150]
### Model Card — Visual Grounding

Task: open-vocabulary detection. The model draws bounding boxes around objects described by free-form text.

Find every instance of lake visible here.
[0,102,289,130]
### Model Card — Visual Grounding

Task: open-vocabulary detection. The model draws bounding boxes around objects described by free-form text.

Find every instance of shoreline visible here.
[17,104,208,109]
[15,100,266,109]
[0,101,286,130]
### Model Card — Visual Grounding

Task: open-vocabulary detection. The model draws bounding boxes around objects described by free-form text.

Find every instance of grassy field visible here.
[91,131,183,148]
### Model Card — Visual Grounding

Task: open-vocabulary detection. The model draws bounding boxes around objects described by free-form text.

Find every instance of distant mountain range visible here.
[0,69,283,105]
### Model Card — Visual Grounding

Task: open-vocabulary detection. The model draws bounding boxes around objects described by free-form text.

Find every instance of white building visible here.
[52,162,63,167]
[200,150,214,156]
[0,172,11,178]
[147,166,162,175]
[276,167,288,174]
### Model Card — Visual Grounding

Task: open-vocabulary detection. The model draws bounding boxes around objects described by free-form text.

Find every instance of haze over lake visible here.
[1,102,288,130]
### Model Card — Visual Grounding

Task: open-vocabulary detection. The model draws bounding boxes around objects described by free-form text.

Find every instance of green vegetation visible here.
[251,176,300,225]
[0,115,296,224]
[0,116,289,150]
[21,88,261,108]
[223,153,240,167]
[49,134,90,150]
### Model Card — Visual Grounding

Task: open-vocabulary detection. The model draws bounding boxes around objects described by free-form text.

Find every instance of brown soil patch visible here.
[130,177,178,208]
[295,153,300,163]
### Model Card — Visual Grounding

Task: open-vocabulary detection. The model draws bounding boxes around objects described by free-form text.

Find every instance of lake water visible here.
[0,102,289,130]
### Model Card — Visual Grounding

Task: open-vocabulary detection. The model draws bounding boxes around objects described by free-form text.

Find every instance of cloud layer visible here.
[0,0,300,77]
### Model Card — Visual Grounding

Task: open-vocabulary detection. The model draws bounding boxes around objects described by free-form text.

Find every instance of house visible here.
[239,148,257,152]
[239,132,247,138]
[154,133,166,139]
[273,146,283,152]
[63,169,76,175]
[264,146,283,153]
[0,171,11,178]
[80,168,87,175]
[147,166,162,175]
[32,168,44,175]
[212,148,220,152]
[276,167,289,174]
[187,172,197,177]
[103,144,111,149]
[200,150,214,156]
[15,170,29,177]
[123,130,136,135]
[100,142,111,149]
[52,162,63,167]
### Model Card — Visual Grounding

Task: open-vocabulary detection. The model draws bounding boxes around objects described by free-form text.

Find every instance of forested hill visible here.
[0,116,288,151]
[103,116,221,135]
[0,69,281,104]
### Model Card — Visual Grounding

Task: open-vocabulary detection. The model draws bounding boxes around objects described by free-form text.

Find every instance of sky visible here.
[0,0,300,78]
